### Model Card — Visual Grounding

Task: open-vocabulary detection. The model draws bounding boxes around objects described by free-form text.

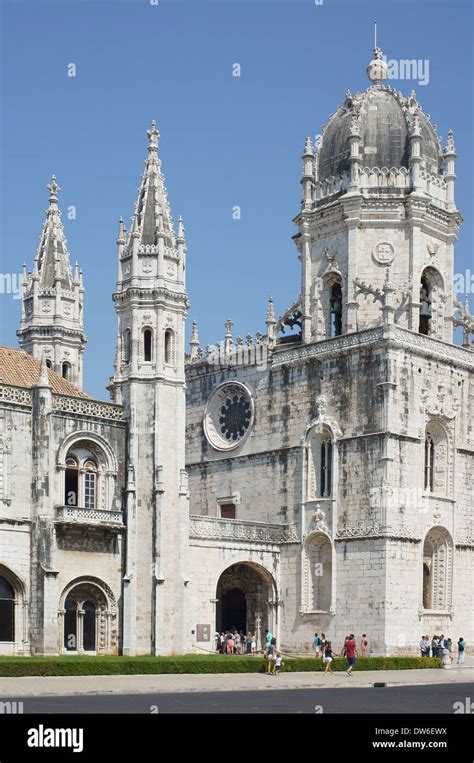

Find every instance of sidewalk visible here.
[0,664,472,697]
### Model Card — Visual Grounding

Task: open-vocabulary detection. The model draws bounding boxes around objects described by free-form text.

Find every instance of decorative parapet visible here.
[272,325,474,370]
[55,505,124,530]
[52,394,125,421]
[0,385,32,407]
[359,166,410,191]
[189,515,300,544]
[335,523,421,542]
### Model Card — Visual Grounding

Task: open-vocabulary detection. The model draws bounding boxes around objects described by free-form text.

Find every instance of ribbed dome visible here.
[317,86,441,181]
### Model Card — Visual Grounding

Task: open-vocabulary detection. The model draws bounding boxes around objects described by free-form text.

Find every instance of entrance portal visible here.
[215,563,276,641]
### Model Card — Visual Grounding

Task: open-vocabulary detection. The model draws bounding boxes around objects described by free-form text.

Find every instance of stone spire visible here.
[189,320,201,360]
[17,176,86,388]
[367,46,388,86]
[132,120,175,248]
[266,296,277,346]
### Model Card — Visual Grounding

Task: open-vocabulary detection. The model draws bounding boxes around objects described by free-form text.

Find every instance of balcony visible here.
[55,506,125,532]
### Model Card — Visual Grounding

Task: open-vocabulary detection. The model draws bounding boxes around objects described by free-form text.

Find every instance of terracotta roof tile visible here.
[0,346,91,399]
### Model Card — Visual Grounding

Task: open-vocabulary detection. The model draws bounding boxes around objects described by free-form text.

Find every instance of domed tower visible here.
[295,47,461,344]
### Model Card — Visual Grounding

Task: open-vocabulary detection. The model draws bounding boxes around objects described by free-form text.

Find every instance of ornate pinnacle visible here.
[410,114,422,138]
[303,136,313,157]
[266,296,276,324]
[37,352,51,388]
[47,175,60,204]
[147,119,160,152]
[444,129,456,155]
[177,215,186,241]
[225,319,233,337]
[189,319,201,359]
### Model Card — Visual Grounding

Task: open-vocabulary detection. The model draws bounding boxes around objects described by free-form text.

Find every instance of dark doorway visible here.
[64,598,77,650]
[0,577,14,642]
[83,600,96,651]
[220,588,246,632]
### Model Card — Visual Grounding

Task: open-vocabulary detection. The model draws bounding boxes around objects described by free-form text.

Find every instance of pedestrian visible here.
[251,634,257,655]
[313,632,321,657]
[345,633,357,676]
[446,638,453,663]
[275,652,283,675]
[323,640,334,674]
[215,631,220,652]
[227,632,234,654]
[431,635,439,659]
[420,635,430,657]
[361,633,368,657]
[341,636,349,658]
[457,637,466,665]
[265,629,273,647]
[246,633,252,654]
[264,640,276,675]
[320,633,327,655]
[234,631,240,654]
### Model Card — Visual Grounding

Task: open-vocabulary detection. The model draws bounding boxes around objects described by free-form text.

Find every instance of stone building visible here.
[0,49,472,656]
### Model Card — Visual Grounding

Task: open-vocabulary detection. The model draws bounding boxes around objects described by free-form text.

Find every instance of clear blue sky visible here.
[0,0,472,399]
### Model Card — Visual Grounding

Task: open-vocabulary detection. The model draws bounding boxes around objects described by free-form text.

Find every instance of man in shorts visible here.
[345,633,357,676]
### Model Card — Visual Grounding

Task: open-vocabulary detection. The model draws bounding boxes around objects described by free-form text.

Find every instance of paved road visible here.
[8,682,473,714]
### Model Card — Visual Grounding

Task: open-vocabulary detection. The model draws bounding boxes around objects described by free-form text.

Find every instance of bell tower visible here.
[111,121,189,655]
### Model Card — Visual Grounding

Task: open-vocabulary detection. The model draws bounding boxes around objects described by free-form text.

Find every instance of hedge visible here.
[0,655,442,677]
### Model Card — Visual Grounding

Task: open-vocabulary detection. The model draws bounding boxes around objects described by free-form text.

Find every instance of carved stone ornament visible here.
[373,241,395,266]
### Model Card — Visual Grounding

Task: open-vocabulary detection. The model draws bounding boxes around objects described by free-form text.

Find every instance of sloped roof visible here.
[0,346,91,399]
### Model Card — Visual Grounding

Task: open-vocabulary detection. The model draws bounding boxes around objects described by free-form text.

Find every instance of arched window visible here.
[422,527,453,611]
[143,329,152,362]
[424,423,448,495]
[164,329,174,366]
[64,598,77,651]
[304,534,332,612]
[330,283,343,337]
[0,576,14,642]
[307,428,334,500]
[419,276,432,335]
[62,362,71,380]
[45,359,52,369]
[65,457,79,507]
[320,438,333,498]
[122,329,131,364]
[64,449,99,509]
[424,432,435,491]
[418,267,444,339]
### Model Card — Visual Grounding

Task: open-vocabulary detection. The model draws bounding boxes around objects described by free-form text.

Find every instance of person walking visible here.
[345,634,357,676]
[313,632,321,657]
[361,633,368,657]
[275,652,283,675]
[227,632,234,654]
[457,637,466,665]
[264,640,276,675]
[323,640,334,674]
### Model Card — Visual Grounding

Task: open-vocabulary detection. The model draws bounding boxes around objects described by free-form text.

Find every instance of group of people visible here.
[215,630,257,654]
[420,635,466,664]
[313,632,368,675]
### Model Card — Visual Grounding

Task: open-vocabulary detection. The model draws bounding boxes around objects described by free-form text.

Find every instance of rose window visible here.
[204,382,254,451]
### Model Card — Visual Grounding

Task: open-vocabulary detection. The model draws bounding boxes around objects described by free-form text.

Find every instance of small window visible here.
[419,276,432,335]
[424,432,435,492]
[144,329,152,362]
[62,362,71,380]
[330,283,342,337]
[165,329,174,366]
[220,503,236,519]
[45,359,52,369]
[320,439,333,497]
[123,329,131,363]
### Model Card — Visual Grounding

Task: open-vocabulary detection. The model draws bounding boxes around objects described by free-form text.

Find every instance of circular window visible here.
[204,382,254,451]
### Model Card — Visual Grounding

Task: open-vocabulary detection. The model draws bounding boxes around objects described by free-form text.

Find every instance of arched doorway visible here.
[215,563,276,643]
[59,578,117,654]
